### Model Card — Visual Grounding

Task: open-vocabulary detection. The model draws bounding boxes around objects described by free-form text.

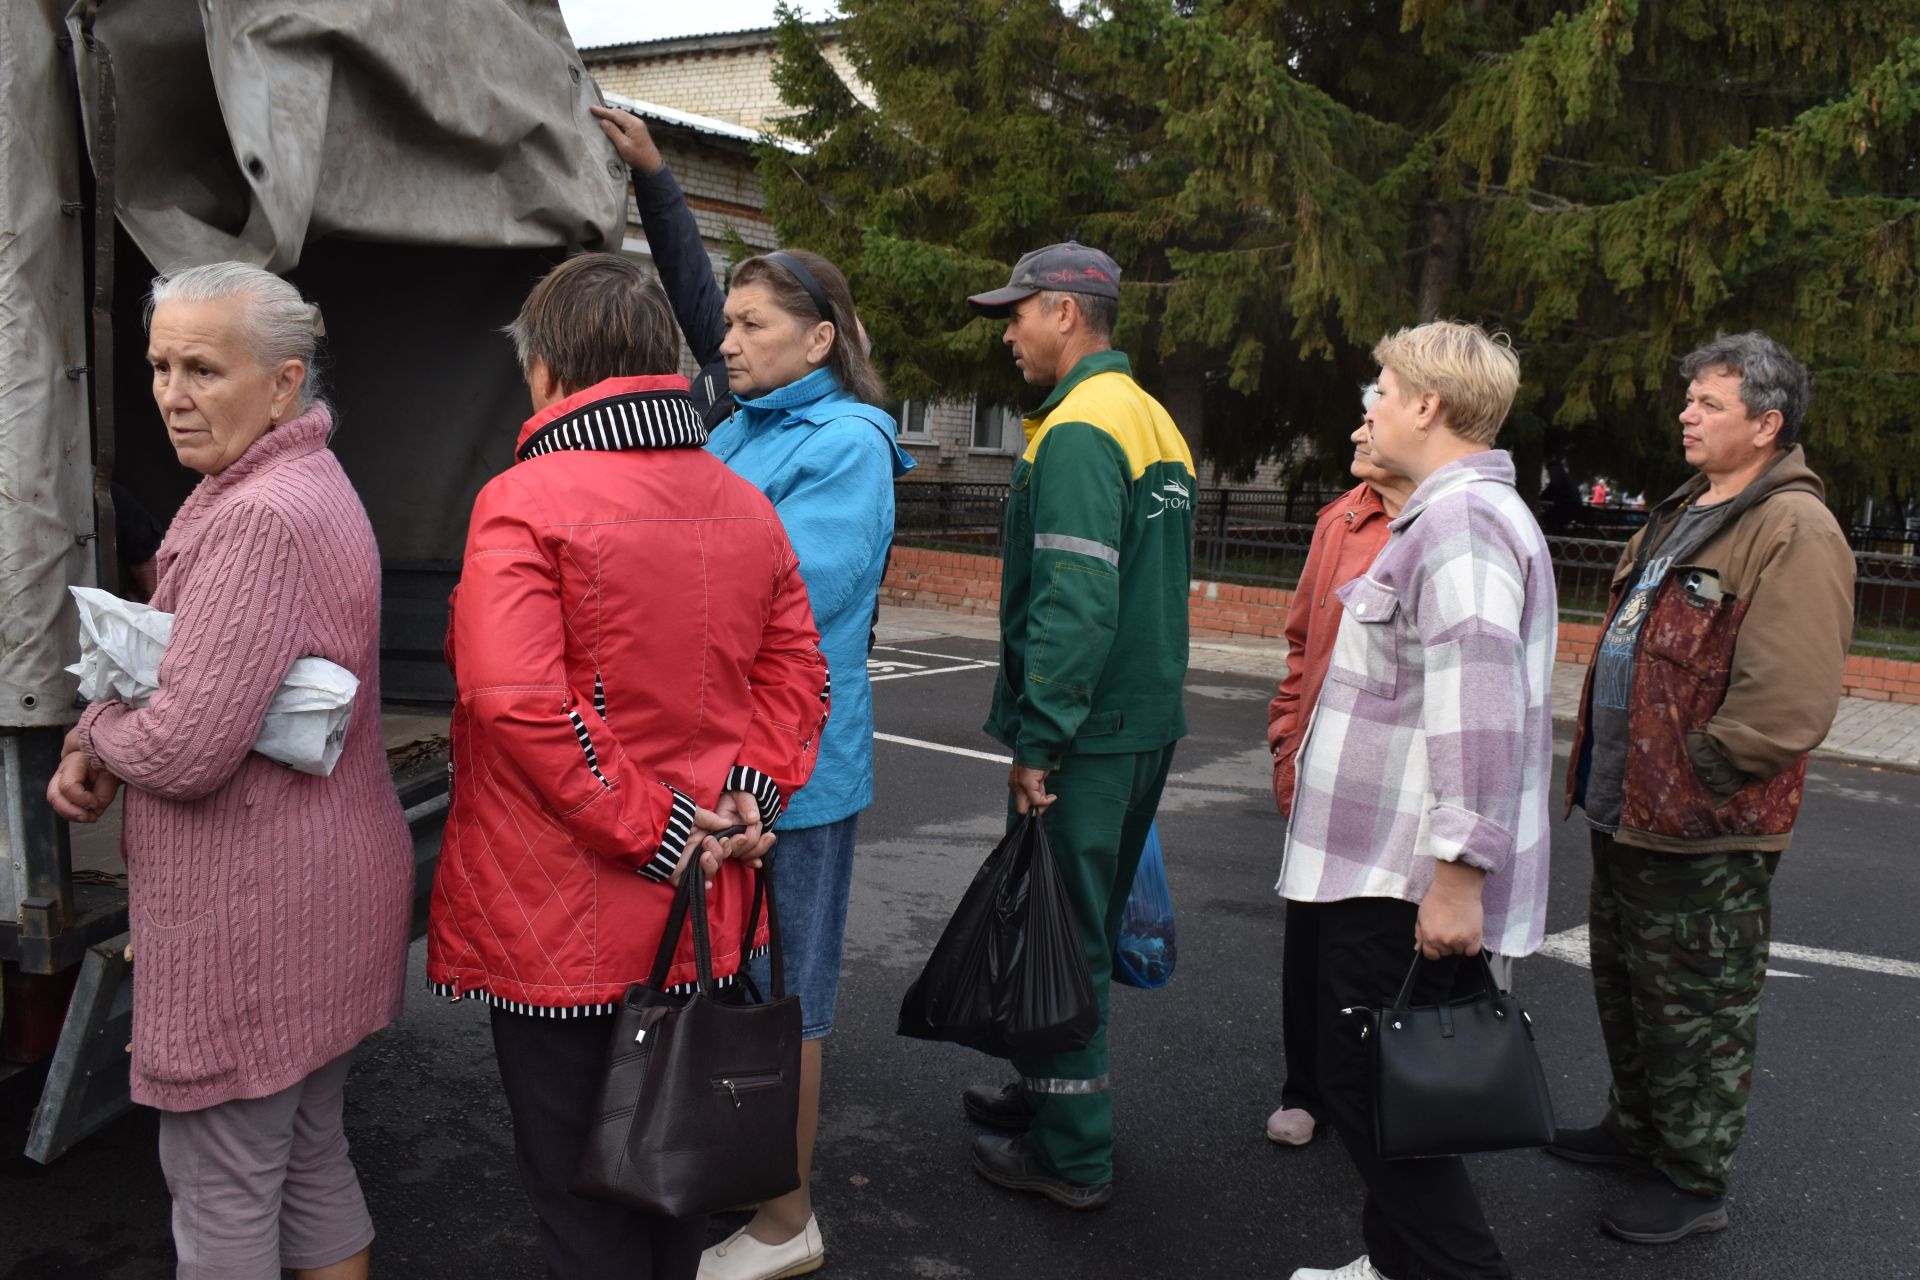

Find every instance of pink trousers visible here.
[156,1048,373,1278]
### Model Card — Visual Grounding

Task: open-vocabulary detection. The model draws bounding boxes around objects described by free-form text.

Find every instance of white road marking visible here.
[1537,924,1917,981]
[869,664,993,683]
[877,729,1920,981]
[873,732,1012,764]
[867,659,926,674]
[874,645,1001,667]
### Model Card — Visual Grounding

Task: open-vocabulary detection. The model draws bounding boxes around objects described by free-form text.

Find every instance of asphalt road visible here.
[5,625,1919,1278]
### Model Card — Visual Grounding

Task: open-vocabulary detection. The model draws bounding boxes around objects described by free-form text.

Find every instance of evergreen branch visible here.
[1435,0,1641,190]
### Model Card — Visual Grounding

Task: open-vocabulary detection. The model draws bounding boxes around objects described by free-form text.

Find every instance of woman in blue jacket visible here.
[698,248,913,1280]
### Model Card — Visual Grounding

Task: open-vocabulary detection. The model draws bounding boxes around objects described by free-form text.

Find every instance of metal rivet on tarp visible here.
[20,694,38,709]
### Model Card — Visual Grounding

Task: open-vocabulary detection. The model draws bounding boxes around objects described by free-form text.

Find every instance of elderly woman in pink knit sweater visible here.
[47,262,412,1280]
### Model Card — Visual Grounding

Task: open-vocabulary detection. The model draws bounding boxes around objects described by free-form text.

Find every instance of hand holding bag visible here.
[570,854,802,1217]
[1366,951,1554,1160]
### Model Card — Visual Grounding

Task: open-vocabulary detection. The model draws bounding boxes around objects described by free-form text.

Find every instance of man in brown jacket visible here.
[1558,332,1855,1245]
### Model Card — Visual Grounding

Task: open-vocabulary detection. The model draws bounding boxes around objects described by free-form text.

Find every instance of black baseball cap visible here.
[967,241,1122,316]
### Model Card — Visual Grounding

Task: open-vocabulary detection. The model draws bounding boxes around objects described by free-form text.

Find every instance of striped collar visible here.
[515,374,706,462]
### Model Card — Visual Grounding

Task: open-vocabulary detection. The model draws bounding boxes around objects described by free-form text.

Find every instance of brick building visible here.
[584,25,1023,484]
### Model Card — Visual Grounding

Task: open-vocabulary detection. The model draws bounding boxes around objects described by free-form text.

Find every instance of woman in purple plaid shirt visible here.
[1279,322,1556,1280]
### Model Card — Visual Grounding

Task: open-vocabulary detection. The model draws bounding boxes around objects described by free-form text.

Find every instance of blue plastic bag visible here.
[1113,822,1175,989]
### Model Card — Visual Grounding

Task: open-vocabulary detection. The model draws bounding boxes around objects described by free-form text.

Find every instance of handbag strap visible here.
[761,862,787,998]
[735,858,790,999]
[646,865,719,997]
[1391,949,1501,1010]
[647,825,789,999]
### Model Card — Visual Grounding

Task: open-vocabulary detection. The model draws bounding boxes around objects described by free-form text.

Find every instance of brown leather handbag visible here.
[569,857,802,1217]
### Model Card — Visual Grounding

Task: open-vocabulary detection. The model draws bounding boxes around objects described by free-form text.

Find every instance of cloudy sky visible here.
[557,1,838,48]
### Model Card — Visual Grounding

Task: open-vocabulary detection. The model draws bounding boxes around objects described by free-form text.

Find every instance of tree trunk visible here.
[1157,348,1208,466]
[1416,200,1468,322]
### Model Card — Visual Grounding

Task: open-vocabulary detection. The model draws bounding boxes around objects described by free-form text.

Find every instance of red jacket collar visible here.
[1317,480,1389,526]
[516,374,692,450]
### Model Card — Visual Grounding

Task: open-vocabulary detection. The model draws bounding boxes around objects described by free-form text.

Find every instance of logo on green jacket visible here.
[1147,476,1192,520]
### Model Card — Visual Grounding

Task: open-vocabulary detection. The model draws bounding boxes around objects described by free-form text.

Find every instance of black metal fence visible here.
[894,481,1920,657]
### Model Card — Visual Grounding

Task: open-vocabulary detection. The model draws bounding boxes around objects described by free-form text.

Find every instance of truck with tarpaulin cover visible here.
[0,0,629,1161]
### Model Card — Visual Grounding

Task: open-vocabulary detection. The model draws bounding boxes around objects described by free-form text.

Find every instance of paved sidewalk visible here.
[876,604,1920,772]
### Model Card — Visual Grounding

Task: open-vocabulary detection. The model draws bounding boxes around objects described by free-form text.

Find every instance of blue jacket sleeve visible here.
[631,164,727,366]
[769,426,898,630]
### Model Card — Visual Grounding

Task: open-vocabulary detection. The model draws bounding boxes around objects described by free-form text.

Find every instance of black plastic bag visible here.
[897,812,1098,1059]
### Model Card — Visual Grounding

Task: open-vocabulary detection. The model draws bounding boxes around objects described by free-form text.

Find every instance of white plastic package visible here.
[66,586,359,777]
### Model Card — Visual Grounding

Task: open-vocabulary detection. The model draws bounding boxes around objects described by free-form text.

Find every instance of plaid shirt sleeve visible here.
[1411,513,1531,875]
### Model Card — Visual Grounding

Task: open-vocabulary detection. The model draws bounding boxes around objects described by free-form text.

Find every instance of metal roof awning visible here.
[599,89,808,154]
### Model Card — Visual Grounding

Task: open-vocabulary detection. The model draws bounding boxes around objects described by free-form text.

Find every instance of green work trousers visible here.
[1589,832,1780,1198]
[1008,743,1176,1186]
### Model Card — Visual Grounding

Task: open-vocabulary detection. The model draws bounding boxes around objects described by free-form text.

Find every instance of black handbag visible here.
[569,854,802,1217]
[1366,951,1555,1160]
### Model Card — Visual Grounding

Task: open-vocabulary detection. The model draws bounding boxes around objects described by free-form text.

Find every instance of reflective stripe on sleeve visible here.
[1032,533,1119,566]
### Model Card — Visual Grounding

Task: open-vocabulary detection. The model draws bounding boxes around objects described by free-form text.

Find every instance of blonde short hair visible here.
[1372,321,1520,445]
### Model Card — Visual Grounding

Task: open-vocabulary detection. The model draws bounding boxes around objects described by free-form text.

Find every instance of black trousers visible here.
[1314,898,1511,1280]
[490,1007,708,1280]
[1280,897,1323,1115]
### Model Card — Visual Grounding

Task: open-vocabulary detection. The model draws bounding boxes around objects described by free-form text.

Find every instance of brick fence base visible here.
[881,545,1920,705]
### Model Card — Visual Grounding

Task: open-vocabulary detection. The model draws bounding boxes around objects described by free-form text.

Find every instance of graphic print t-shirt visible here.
[1582,499,1727,832]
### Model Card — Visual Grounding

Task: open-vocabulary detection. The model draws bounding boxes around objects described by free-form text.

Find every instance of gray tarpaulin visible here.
[0,0,96,729]
[0,1,630,724]
[67,0,627,272]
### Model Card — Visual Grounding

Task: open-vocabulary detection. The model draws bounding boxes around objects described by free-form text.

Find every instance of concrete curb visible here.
[874,603,1920,774]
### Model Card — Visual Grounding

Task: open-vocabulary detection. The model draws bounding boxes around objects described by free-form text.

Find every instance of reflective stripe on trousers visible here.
[1021,1074,1111,1096]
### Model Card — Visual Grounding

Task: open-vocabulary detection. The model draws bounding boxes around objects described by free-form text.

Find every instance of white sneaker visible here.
[697,1214,824,1280]
[1265,1105,1316,1145]
[1289,1257,1386,1280]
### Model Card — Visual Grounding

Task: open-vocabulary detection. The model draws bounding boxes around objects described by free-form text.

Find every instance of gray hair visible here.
[1039,288,1117,339]
[147,262,324,412]
[1360,380,1382,413]
[1678,331,1810,446]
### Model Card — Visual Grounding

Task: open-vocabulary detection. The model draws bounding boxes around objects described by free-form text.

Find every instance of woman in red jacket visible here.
[1263,385,1411,1147]
[426,254,831,1280]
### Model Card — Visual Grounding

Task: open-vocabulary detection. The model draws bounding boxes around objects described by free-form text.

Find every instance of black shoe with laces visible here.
[970,1134,1113,1210]
[1547,1122,1656,1176]
[962,1081,1034,1132]
[1600,1178,1729,1244]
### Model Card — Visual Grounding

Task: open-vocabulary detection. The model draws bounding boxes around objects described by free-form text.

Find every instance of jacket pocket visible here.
[1639,567,1739,684]
[1324,577,1401,700]
[131,908,239,1086]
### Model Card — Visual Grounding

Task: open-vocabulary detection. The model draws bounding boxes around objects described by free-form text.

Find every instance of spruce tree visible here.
[761,1,1920,513]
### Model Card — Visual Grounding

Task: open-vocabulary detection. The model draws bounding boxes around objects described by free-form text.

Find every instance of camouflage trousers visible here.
[1588,833,1780,1198]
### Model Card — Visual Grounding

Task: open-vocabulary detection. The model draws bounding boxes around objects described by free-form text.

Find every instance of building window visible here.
[971,402,1021,453]
[890,400,933,440]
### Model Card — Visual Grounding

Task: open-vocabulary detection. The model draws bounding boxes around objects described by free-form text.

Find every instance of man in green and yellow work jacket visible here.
[959,241,1196,1209]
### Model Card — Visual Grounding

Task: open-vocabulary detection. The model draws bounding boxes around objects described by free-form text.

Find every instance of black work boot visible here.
[1548,1122,1656,1177]
[961,1080,1034,1132]
[1600,1178,1729,1244]
[970,1134,1113,1210]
